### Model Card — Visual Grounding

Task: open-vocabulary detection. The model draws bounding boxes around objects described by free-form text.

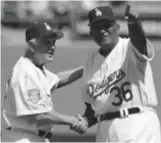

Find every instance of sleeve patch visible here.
[27,89,42,104]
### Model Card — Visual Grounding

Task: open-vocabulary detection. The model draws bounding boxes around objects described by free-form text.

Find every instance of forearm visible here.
[57,66,83,88]
[45,111,74,125]
[30,111,74,126]
[128,19,147,55]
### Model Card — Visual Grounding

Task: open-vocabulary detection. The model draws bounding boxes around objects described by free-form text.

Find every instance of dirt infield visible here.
[1,36,161,141]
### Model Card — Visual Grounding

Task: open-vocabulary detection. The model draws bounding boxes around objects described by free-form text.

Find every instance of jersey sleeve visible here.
[130,38,155,62]
[11,69,53,116]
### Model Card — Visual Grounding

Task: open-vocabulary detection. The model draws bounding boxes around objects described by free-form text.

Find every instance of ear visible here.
[28,39,37,52]
[114,23,120,35]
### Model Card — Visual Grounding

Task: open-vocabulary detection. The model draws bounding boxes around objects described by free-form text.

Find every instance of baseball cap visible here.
[25,21,64,43]
[88,6,116,26]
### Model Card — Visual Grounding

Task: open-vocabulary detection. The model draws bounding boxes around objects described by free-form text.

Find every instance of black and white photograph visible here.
[1,1,161,142]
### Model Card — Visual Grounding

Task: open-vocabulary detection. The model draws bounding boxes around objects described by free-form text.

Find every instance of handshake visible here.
[34,112,89,134]
[70,114,88,134]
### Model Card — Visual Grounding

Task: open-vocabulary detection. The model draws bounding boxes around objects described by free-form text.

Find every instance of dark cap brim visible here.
[43,30,64,40]
[88,16,116,26]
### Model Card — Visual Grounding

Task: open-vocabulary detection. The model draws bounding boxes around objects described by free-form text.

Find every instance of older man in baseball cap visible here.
[70,5,161,143]
[2,21,84,142]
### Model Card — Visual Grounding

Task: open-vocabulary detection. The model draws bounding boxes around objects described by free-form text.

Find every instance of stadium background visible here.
[1,1,161,142]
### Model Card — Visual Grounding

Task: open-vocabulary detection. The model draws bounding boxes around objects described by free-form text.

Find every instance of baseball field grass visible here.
[1,28,161,141]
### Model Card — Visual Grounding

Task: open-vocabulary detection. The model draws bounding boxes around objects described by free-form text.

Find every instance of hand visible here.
[125,5,139,24]
[70,114,88,134]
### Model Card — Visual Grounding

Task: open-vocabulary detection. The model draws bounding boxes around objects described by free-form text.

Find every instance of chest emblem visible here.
[87,68,126,99]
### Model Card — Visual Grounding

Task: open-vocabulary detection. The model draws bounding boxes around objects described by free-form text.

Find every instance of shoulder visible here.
[11,58,35,84]
[112,37,130,56]
[13,57,33,72]
[118,37,130,46]
[113,37,130,53]
[11,66,28,85]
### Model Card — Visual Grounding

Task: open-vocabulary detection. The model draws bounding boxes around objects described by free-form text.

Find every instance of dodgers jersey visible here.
[82,37,157,115]
[3,57,59,132]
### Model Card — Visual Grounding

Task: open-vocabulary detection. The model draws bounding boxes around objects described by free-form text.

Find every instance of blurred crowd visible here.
[1,1,161,38]
[1,1,126,28]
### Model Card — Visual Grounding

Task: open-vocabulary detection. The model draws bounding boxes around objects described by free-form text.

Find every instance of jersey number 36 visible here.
[111,81,133,106]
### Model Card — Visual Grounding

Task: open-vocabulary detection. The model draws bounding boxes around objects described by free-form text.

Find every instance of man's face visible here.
[89,21,119,47]
[34,37,56,63]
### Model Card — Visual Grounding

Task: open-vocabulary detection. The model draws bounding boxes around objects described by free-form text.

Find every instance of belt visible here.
[38,130,52,140]
[100,107,140,121]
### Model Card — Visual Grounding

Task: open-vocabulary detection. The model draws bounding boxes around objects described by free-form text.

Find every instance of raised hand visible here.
[125,5,139,23]
[70,114,88,134]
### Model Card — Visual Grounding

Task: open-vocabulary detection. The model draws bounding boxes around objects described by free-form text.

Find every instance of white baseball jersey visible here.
[82,37,157,115]
[82,37,161,142]
[2,56,59,133]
